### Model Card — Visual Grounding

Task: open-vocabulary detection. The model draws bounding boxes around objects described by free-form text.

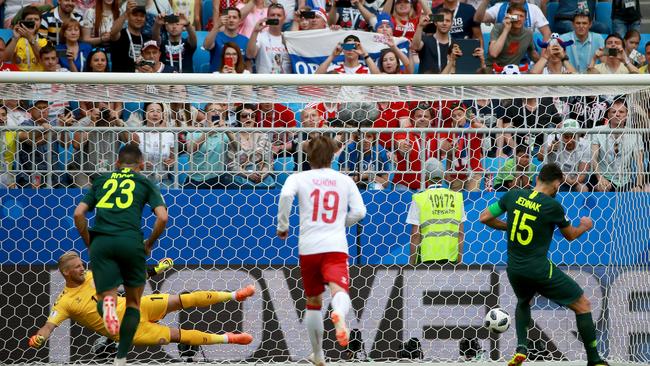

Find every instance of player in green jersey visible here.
[73,143,168,366]
[479,163,608,366]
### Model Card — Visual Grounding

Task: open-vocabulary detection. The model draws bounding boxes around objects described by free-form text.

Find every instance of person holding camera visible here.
[184,103,238,189]
[315,34,379,74]
[487,4,538,69]
[474,0,551,40]
[135,40,174,73]
[109,1,152,72]
[204,7,249,72]
[3,6,48,71]
[56,20,93,72]
[412,9,452,74]
[247,3,291,74]
[153,13,197,73]
[530,40,576,74]
[588,34,639,74]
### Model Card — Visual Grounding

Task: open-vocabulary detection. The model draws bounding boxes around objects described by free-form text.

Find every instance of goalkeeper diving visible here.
[28,251,255,349]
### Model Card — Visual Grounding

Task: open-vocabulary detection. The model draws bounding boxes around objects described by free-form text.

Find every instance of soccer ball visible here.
[484,308,511,333]
[501,64,521,75]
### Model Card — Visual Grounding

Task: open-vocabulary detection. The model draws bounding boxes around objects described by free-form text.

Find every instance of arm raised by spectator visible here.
[111,1,134,41]
[246,18,267,59]
[488,17,511,59]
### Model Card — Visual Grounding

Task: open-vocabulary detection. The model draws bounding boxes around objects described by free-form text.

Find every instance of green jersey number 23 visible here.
[96,179,135,209]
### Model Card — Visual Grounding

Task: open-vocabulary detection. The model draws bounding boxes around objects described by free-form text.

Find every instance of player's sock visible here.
[116,307,140,359]
[331,292,351,318]
[515,299,531,350]
[180,291,233,308]
[233,284,256,301]
[178,329,253,345]
[96,299,103,317]
[576,312,601,363]
[305,306,325,362]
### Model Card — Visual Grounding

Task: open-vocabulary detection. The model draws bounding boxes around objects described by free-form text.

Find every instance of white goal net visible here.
[0,74,649,365]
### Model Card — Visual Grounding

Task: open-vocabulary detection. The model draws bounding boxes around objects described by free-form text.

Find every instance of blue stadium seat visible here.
[639,33,650,54]
[596,1,612,35]
[274,157,295,186]
[202,0,213,29]
[545,2,558,32]
[194,31,212,73]
[0,29,12,43]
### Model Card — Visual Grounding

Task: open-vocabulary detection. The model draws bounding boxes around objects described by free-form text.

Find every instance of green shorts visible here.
[507,263,584,306]
[89,233,146,293]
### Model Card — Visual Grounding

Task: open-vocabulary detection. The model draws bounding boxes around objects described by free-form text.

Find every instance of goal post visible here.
[0,73,649,364]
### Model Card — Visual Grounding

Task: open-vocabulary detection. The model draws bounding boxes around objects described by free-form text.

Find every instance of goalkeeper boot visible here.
[587,360,610,366]
[330,311,350,347]
[308,352,327,366]
[225,332,253,345]
[102,296,120,336]
[235,284,256,301]
[507,352,527,366]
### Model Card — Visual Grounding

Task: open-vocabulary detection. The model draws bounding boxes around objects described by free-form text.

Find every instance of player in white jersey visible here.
[276,135,367,366]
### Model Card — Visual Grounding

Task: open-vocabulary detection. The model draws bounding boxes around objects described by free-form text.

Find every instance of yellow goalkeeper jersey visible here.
[47,271,127,337]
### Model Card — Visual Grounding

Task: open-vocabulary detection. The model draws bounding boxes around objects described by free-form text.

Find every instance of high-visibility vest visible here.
[413,188,463,262]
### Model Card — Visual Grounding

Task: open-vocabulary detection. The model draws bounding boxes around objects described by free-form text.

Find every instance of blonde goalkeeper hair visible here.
[57,251,80,274]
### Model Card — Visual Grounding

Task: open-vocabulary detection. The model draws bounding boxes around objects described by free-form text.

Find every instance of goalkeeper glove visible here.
[28,334,45,349]
[146,258,174,278]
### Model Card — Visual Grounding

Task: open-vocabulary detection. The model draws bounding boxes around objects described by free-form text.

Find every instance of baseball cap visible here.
[562,118,580,131]
[424,158,444,180]
[343,34,360,43]
[374,12,394,31]
[142,40,159,51]
[132,6,146,14]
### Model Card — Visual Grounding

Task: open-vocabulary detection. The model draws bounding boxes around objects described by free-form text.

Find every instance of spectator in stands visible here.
[487,4,538,69]
[255,86,296,156]
[56,20,92,72]
[84,47,109,71]
[16,101,54,188]
[624,30,645,67]
[231,104,274,188]
[4,7,48,71]
[204,7,249,72]
[590,99,644,192]
[70,102,132,187]
[217,42,249,73]
[315,34,380,74]
[285,106,331,171]
[474,0,551,40]
[559,12,605,73]
[151,13,197,73]
[492,145,537,191]
[40,44,69,72]
[310,7,330,29]
[502,97,561,154]
[0,106,16,188]
[413,9,452,74]
[380,0,427,40]
[442,104,484,191]
[0,38,19,71]
[530,38,576,74]
[136,102,176,185]
[4,100,27,128]
[40,0,84,45]
[81,0,120,46]
[184,103,238,189]
[639,42,650,73]
[110,3,151,72]
[537,119,590,192]
[120,0,173,36]
[247,4,292,74]
[433,0,481,43]
[338,131,391,190]
[328,0,376,31]
[612,0,641,39]
[236,0,268,37]
[466,99,504,157]
[442,43,487,74]
[373,100,410,149]
[291,7,316,30]
[553,1,608,35]
[377,38,414,74]
[392,104,435,190]
[135,40,175,73]
[588,34,639,74]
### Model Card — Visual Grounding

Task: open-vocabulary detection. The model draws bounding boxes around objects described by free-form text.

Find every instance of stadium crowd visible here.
[0,0,648,192]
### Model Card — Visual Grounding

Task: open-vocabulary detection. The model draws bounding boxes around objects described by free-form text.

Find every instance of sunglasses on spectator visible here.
[269,3,284,9]
[91,47,108,53]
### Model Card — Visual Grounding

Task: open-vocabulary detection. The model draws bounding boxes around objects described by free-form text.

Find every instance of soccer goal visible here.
[0,73,649,365]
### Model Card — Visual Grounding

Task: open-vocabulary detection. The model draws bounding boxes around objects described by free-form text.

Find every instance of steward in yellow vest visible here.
[406,158,465,264]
